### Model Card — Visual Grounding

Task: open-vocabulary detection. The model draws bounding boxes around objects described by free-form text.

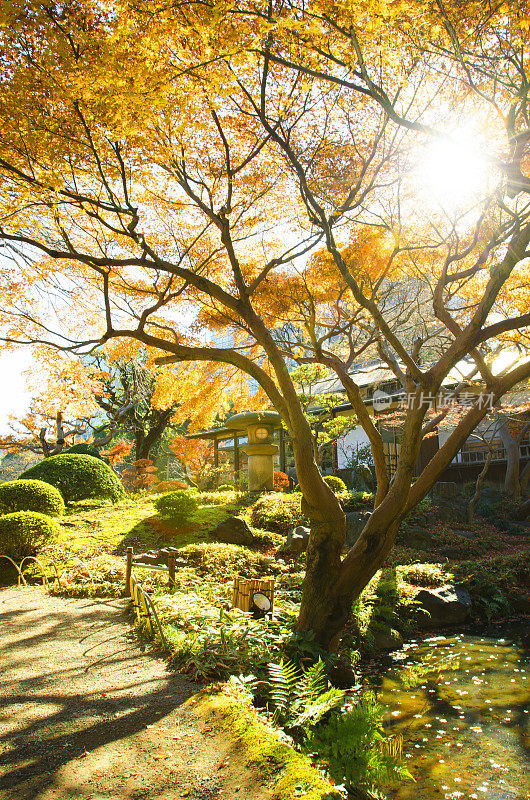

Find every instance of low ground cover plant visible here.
[162,607,302,680]
[250,529,285,551]
[194,490,242,506]
[182,542,279,579]
[0,479,65,517]
[237,657,411,797]
[306,692,412,795]
[248,491,374,535]
[336,490,374,512]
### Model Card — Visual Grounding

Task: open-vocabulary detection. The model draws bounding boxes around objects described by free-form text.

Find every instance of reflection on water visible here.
[374,626,530,800]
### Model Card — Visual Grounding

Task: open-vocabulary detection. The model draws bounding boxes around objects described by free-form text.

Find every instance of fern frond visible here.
[266,659,300,717]
[293,687,344,729]
[299,657,328,702]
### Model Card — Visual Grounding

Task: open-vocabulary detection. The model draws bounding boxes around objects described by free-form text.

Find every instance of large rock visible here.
[351,464,375,492]
[373,626,404,651]
[277,525,310,558]
[429,482,469,523]
[210,516,254,546]
[431,482,458,501]
[415,584,472,627]
[403,524,435,549]
[345,511,371,547]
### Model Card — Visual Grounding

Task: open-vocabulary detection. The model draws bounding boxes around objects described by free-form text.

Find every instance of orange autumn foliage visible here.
[168,435,214,489]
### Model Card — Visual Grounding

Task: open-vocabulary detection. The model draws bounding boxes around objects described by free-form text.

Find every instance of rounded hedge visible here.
[0,479,65,517]
[293,476,348,493]
[19,454,125,503]
[323,475,347,492]
[63,442,102,459]
[249,493,305,534]
[154,489,198,523]
[0,511,59,561]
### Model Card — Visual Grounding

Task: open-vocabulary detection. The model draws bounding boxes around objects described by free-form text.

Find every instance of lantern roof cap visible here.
[225,410,282,429]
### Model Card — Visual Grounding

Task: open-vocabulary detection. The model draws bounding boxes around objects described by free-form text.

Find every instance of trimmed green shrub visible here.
[398,562,447,588]
[323,475,347,492]
[336,490,374,512]
[195,490,240,506]
[0,511,59,561]
[295,476,348,493]
[249,493,305,534]
[62,442,102,459]
[19,454,125,503]
[249,490,374,532]
[0,479,65,517]
[154,489,198,523]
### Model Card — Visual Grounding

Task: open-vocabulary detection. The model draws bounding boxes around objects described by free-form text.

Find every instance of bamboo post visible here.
[232,576,274,614]
[168,554,176,588]
[125,547,133,596]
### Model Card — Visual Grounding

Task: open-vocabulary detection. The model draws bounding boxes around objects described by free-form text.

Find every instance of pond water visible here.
[375,625,530,800]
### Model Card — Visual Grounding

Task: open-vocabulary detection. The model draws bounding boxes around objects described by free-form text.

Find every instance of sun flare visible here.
[416,128,492,213]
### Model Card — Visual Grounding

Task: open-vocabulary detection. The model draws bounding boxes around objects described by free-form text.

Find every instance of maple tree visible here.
[289,364,359,469]
[0,357,106,457]
[90,355,180,460]
[168,435,215,490]
[1,1,530,647]
[273,470,289,492]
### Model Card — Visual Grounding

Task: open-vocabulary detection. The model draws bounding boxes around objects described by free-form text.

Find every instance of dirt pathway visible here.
[0,586,271,800]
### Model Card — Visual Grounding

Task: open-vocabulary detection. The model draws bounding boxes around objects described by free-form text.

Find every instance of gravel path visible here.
[0,586,271,800]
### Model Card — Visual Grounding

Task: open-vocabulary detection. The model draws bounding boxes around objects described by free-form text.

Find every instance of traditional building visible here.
[189,357,530,489]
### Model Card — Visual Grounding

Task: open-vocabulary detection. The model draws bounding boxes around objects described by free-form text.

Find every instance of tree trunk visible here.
[468,449,492,523]
[134,429,147,460]
[39,412,66,457]
[296,384,503,650]
[498,422,521,498]
[520,460,530,495]
[283,407,346,645]
[297,397,426,649]
[134,409,173,461]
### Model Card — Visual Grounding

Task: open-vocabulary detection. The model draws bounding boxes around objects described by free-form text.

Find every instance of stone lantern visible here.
[226,410,282,491]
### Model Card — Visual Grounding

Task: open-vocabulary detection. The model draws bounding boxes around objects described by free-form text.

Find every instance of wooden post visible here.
[168,554,176,588]
[125,547,133,596]
[234,434,240,488]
